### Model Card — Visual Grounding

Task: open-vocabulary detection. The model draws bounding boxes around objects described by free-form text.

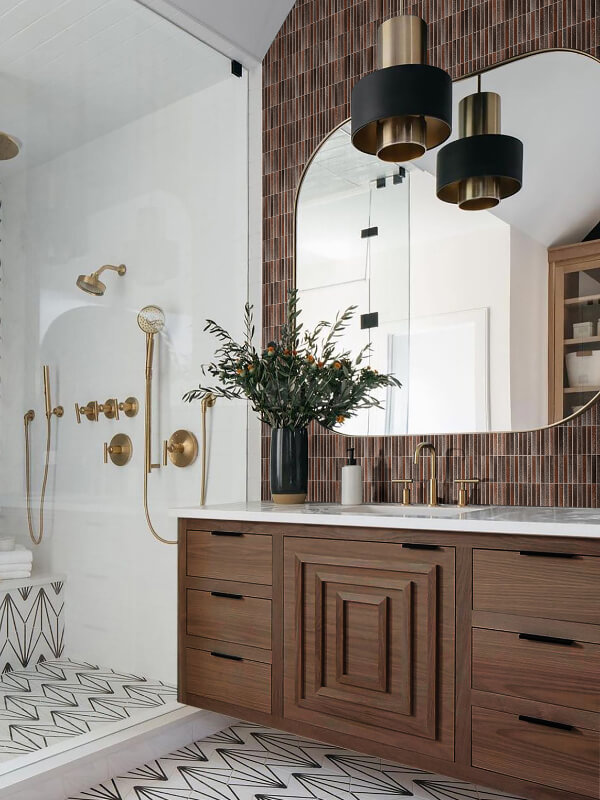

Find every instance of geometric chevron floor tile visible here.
[69,721,524,800]
[0,658,176,762]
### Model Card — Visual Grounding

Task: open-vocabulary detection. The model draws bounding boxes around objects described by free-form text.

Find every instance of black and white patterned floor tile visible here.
[70,722,525,800]
[0,658,176,761]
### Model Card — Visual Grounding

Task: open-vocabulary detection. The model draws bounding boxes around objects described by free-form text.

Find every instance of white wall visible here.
[509,226,549,429]
[0,75,249,684]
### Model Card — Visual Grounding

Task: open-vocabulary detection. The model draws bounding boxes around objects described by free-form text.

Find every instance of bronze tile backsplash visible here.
[262,0,600,507]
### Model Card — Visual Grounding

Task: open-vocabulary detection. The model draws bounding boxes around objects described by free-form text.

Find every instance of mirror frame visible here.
[292,47,600,435]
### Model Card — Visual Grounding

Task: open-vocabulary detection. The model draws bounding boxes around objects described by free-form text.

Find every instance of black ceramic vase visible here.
[270,427,308,504]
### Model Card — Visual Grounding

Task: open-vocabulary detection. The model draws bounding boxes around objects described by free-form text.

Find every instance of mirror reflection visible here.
[296,51,600,435]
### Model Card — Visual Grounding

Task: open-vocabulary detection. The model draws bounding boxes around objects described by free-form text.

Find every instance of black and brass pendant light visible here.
[351,16,452,163]
[436,76,523,210]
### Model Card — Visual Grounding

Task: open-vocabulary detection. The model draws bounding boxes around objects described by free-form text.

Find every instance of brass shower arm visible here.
[93,264,126,279]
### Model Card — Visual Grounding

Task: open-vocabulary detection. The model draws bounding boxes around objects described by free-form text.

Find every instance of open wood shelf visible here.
[564,335,600,345]
[564,293,600,306]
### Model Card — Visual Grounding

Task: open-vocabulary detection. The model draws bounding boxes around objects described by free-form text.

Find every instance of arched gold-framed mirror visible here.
[294,49,600,437]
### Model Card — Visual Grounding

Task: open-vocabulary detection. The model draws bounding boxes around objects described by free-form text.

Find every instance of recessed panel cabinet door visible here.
[284,538,455,760]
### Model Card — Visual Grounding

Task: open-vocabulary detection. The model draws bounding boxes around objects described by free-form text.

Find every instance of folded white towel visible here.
[0,546,33,565]
[0,571,32,580]
[0,565,33,573]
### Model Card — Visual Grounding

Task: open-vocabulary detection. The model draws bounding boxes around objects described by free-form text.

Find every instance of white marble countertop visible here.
[170,501,600,538]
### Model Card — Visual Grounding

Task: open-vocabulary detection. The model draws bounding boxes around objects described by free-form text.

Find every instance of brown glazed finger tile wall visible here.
[262,1,600,507]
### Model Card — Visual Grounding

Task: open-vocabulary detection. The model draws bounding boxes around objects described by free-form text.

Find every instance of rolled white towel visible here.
[0,546,33,565]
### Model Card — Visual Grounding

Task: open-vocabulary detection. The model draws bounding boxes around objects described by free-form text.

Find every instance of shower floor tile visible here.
[0,658,176,761]
[71,721,525,800]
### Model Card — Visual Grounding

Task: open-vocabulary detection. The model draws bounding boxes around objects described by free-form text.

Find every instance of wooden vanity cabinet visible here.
[178,519,600,800]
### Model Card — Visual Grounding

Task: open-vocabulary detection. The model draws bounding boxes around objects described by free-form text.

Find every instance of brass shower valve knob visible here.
[104,434,133,466]
[75,400,99,423]
[163,430,198,468]
[118,397,139,418]
[99,399,120,420]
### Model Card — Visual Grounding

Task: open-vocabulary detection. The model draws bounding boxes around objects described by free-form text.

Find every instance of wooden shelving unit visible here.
[549,239,600,422]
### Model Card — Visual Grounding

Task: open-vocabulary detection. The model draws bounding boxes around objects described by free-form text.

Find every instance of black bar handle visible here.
[210,591,243,600]
[211,531,244,537]
[210,651,243,662]
[519,633,575,647]
[518,715,573,732]
[519,550,576,558]
[403,543,441,550]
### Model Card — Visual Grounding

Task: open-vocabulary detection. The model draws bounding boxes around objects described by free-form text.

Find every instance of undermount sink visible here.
[358,504,484,517]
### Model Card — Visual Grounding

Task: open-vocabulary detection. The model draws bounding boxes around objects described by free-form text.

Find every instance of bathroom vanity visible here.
[175,503,600,800]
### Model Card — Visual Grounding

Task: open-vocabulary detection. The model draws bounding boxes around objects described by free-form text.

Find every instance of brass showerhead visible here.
[76,264,126,296]
[0,132,20,160]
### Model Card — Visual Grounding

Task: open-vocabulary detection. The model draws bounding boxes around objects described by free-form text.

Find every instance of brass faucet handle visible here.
[454,478,480,508]
[392,478,413,506]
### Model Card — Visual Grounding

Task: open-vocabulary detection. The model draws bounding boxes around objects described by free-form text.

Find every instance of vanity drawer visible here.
[472,628,600,712]
[186,589,271,650]
[187,530,272,585]
[473,549,600,624]
[472,706,599,797]
[185,647,271,713]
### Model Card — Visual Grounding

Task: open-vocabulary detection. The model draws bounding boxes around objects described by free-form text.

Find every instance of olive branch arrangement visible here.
[184,289,401,429]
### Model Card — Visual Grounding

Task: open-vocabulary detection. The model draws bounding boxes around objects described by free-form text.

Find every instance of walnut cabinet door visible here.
[283,538,455,760]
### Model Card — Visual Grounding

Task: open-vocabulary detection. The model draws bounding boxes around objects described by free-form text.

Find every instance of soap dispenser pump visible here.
[341,446,363,505]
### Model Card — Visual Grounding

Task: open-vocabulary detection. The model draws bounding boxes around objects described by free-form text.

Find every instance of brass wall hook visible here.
[104,433,133,466]
[162,430,198,468]
[75,400,99,423]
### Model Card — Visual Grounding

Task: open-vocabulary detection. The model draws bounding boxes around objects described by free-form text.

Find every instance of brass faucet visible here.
[414,442,438,506]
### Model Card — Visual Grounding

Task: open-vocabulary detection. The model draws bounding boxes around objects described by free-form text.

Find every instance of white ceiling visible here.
[136,0,295,63]
[0,0,231,175]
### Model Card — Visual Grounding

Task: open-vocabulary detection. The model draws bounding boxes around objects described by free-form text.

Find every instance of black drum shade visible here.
[436,134,523,208]
[351,16,452,163]
[436,88,523,210]
[351,65,453,161]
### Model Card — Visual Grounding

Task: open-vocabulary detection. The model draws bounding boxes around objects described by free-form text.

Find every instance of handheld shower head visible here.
[76,264,126,296]
[137,305,165,334]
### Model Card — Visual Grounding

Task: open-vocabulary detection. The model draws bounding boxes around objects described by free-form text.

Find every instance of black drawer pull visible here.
[403,543,441,550]
[210,591,243,600]
[519,550,576,558]
[518,715,573,732]
[211,531,244,537]
[210,651,243,662]
[519,633,575,647]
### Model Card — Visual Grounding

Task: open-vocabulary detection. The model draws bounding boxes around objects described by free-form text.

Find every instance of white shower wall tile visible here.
[0,579,64,673]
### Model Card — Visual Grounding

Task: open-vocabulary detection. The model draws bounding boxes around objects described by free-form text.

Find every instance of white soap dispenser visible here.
[341,446,363,505]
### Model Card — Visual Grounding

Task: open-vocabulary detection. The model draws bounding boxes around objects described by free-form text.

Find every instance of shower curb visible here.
[0,704,236,800]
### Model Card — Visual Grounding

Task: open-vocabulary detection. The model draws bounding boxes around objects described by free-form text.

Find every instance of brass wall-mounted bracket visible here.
[163,429,198,468]
[75,400,99,423]
[104,433,133,466]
